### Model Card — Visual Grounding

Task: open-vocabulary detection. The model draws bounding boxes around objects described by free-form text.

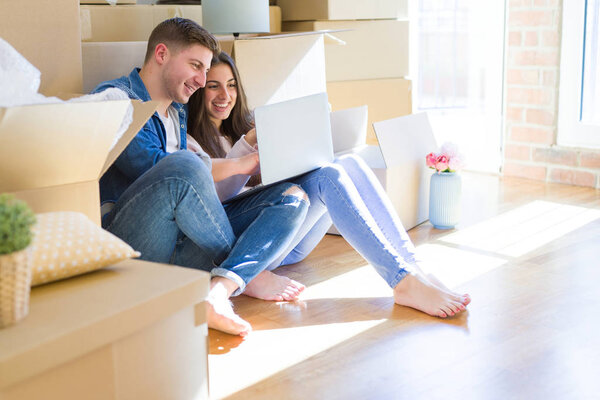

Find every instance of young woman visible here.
[187,52,471,318]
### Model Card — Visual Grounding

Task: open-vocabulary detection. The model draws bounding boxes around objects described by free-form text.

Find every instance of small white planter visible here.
[429,172,462,229]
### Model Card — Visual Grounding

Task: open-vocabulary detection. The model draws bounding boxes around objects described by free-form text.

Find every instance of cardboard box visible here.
[82,42,148,93]
[1,4,211,399]
[81,0,135,3]
[270,5,282,33]
[0,0,82,96]
[81,5,281,42]
[371,113,438,230]
[0,100,158,226]
[278,0,407,21]
[327,78,412,145]
[81,4,204,42]
[0,259,210,400]
[283,19,408,82]
[230,32,327,109]
[332,114,437,232]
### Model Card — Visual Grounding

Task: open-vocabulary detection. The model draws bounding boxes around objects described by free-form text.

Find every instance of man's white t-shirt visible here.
[159,105,180,153]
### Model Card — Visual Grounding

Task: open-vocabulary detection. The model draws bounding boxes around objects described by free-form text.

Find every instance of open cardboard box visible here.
[0,0,82,97]
[329,113,436,233]
[222,31,329,109]
[0,99,158,226]
[327,78,412,145]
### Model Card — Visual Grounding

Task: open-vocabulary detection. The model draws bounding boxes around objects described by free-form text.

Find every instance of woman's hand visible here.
[244,128,257,147]
[211,153,260,182]
[236,152,260,176]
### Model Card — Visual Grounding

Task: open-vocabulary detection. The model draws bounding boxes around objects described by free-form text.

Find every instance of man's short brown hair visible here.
[144,17,220,64]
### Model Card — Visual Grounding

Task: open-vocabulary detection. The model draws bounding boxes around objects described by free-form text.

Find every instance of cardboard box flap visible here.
[236,29,347,40]
[232,33,327,108]
[0,101,129,193]
[102,100,159,175]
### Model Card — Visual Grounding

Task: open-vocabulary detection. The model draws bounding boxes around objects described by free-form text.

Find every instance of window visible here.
[409,0,506,173]
[558,0,600,148]
[581,0,600,125]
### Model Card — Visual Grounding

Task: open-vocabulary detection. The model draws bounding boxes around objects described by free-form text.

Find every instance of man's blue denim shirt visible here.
[92,68,188,206]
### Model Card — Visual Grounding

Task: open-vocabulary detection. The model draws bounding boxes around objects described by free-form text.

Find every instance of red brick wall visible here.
[503,0,600,189]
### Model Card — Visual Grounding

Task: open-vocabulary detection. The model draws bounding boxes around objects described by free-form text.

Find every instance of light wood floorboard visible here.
[208,172,600,400]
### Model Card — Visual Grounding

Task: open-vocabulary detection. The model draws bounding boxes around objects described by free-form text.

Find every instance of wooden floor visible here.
[208,172,600,400]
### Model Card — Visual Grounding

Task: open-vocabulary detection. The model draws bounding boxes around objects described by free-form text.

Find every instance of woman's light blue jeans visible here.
[272,154,416,289]
[102,151,309,295]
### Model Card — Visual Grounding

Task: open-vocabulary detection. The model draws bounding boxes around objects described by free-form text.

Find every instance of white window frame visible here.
[557,0,600,148]
[408,0,505,173]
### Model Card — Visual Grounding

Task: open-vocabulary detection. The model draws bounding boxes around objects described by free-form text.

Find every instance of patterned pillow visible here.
[29,212,140,286]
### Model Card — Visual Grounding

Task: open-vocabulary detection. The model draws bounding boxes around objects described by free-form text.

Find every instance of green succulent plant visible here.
[0,194,36,255]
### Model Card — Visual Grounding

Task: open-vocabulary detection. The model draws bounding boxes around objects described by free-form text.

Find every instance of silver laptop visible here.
[225,92,334,202]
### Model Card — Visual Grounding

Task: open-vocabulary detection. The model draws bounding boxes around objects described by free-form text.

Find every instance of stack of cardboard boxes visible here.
[0,2,210,398]
[279,0,411,145]
[278,0,432,230]
[78,2,327,115]
[80,1,281,42]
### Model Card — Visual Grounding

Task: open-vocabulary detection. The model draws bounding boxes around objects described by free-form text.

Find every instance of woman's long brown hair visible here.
[187,51,254,158]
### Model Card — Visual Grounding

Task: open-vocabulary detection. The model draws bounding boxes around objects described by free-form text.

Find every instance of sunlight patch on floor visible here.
[209,319,387,399]
[440,201,600,258]
[300,265,392,300]
[415,243,507,289]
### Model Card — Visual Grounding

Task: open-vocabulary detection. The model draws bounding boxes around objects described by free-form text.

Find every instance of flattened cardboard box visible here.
[327,78,412,145]
[283,19,409,82]
[278,0,407,21]
[0,100,158,226]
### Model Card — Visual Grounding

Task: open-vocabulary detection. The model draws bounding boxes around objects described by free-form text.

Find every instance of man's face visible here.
[162,44,213,104]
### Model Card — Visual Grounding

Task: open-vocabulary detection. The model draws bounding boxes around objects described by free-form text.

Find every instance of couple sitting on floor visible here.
[94,17,471,336]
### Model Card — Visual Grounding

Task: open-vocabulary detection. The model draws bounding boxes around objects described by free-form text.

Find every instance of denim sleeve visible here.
[112,122,169,182]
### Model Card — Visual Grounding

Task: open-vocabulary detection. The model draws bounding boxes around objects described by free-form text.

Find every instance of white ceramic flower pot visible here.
[429,172,462,229]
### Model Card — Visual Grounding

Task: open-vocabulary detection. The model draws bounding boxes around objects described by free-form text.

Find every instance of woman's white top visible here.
[186,134,257,203]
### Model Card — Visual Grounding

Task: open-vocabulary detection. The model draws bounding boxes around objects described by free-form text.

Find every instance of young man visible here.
[93,18,309,336]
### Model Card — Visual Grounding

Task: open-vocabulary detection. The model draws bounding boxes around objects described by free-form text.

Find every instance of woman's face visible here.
[204,63,238,124]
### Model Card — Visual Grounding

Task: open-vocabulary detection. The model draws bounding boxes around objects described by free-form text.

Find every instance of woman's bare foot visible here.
[410,263,471,306]
[207,281,251,336]
[424,273,471,306]
[393,273,470,318]
[243,270,306,301]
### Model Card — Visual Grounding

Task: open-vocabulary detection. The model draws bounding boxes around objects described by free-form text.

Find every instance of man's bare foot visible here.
[393,273,470,318]
[207,282,251,336]
[243,270,306,301]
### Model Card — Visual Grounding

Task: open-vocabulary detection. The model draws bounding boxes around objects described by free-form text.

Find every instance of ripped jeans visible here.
[102,151,309,295]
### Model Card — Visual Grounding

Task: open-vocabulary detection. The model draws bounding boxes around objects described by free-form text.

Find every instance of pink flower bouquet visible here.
[426,142,465,173]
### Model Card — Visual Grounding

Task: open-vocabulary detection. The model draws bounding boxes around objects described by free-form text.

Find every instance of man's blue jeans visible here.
[102,151,309,295]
